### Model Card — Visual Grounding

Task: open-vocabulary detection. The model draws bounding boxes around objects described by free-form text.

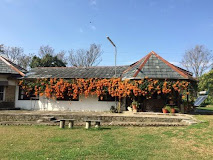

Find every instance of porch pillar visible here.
[120,97,127,112]
[177,93,181,110]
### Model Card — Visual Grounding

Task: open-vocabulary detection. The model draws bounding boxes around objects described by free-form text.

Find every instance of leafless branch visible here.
[68,43,102,67]
[39,45,54,57]
[181,45,212,78]
[0,45,33,70]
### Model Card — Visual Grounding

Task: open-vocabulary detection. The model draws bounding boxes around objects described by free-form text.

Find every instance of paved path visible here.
[0,110,198,126]
[0,110,193,119]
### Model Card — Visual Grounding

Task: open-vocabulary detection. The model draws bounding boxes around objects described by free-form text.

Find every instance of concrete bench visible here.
[54,119,75,129]
[84,120,101,129]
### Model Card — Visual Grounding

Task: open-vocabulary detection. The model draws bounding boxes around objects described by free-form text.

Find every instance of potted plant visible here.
[132,100,138,112]
[170,107,176,113]
[162,107,168,113]
[162,106,170,113]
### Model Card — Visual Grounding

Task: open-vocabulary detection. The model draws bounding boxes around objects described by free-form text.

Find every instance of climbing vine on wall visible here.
[19,78,191,100]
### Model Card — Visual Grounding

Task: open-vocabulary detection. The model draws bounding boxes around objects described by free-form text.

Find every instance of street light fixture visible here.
[106,36,118,109]
[106,36,117,77]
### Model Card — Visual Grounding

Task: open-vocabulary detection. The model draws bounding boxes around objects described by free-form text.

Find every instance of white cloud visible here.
[90,0,96,6]
[89,24,96,31]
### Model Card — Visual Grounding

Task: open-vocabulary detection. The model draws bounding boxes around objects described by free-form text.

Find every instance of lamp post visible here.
[106,36,118,110]
[106,36,117,77]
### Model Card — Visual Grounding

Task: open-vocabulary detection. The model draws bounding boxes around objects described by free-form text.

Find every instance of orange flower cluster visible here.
[19,78,190,100]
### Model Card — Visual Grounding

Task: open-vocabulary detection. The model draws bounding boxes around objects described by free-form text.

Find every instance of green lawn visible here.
[196,105,213,111]
[1,115,213,160]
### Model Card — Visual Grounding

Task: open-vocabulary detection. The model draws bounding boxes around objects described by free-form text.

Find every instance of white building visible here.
[0,51,195,112]
[15,65,128,111]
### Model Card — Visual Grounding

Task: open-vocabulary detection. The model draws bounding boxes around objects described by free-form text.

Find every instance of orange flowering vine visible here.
[19,78,191,100]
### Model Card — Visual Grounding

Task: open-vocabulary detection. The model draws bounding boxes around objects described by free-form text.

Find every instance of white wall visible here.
[15,86,115,111]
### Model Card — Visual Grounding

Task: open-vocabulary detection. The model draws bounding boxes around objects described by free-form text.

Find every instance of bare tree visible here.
[68,44,102,67]
[38,45,67,64]
[0,45,33,70]
[3,46,24,63]
[57,50,67,63]
[1,44,68,69]
[39,45,54,57]
[0,44,4,53]
[18,53,33,70]
[181,45,212,78]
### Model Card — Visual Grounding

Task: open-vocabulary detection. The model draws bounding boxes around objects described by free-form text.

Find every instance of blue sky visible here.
[0,0,212,66]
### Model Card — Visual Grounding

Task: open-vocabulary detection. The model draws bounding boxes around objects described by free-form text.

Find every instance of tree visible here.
[17,54,33,70]
[30,54,66,68]
[39,45,54,57]
[0,44,4,53]
[3,46,24,63]
[0,44,32,70]
[198,70,213,104]
[68,43,102,67]
[0,44,68,69]
[181,45,212,78]
[57,50,68,63]
[30,45,68,68]
[38,45,67,64]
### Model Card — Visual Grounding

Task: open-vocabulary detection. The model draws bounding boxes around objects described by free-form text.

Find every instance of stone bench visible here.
[54,119,75,129]
[84,120,101,129]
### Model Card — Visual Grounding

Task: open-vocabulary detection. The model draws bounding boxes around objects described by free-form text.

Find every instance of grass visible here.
[196,105,213,111]
[1,115,213,160]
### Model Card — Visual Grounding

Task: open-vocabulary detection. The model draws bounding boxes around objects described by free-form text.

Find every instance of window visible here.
[99,94,116,101]
[18,87,39,100]
[0,86,4,101]
[56,96,79,101]
[56,94,79,101]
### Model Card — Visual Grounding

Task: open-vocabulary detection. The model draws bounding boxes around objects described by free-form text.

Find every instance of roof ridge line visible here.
[133,52,152,77]
[3,57,26,71]
[35,65,129,69]
[0,56,25,77]
[151,51,189,79]
[122,53,149,75]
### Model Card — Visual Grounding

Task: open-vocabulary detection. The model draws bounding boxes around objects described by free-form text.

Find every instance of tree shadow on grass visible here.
[191,107,213,115]
[85,127,112,131]
[194,110,213,115]
[55,126,112,131]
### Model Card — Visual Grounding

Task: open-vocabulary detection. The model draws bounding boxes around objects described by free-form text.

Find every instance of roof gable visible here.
[0,56,26,76]
[122,51,195,80]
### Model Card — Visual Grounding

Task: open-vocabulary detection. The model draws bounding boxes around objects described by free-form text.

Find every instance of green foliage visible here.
[163,105,179,113]
[30,54,66,68]
[132,100,139,108]
[174,106,180,112]
[164,105,172,112]
[198,70,213,104]
[30,56,41,68]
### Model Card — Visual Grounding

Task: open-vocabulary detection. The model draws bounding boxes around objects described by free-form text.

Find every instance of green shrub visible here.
[164,106,178,113]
